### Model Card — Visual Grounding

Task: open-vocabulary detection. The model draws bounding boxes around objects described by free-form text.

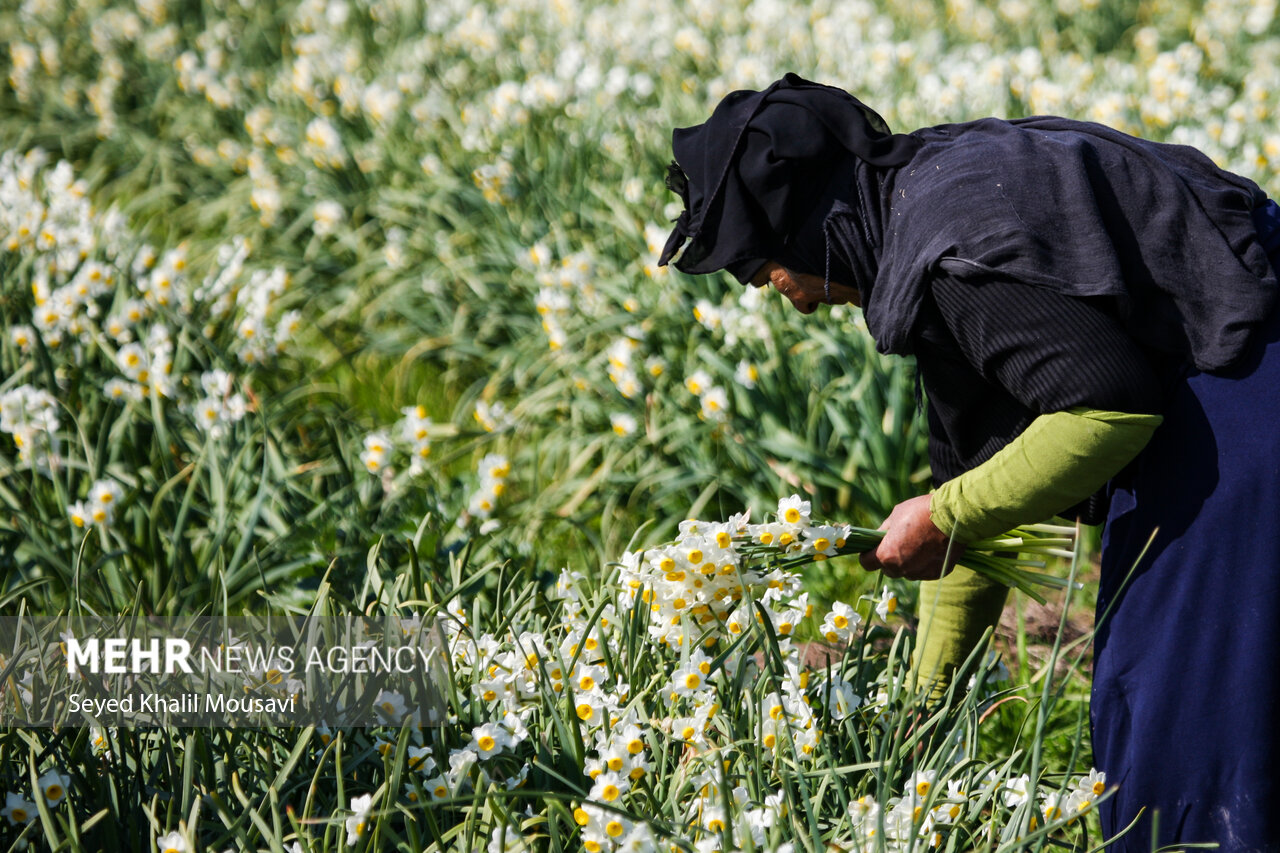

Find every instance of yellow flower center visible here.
[684,673,701,689]
[813,537,830,551]
[601,784,619,802]
[784,508,801,523]
[574,808,590,826]
[477,735,496,752]
[576,704,593,720]
[606,821,624,837]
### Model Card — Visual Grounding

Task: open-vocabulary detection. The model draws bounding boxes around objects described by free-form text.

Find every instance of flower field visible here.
[0,0,1276,849]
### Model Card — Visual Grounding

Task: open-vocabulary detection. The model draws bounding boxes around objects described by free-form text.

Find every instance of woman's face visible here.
[750,262,861,314]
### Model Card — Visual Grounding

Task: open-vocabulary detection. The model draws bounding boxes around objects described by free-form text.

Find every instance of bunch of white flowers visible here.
[617,497,854,648]
[67,478,125,529]
[682,368,729,423]
[0,385,61,470]
[189,369,248,437]
[467,453,511,529]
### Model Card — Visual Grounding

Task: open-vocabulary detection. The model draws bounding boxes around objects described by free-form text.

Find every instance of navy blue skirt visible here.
[1095,201,1280,852]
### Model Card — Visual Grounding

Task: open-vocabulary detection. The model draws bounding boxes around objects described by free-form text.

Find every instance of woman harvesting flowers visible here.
[658,73,1280,853]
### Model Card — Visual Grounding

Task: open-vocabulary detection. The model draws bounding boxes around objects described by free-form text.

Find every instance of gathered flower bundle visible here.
[619,494,1078,649]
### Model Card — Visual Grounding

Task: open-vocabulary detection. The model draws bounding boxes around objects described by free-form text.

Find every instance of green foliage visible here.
[0,0,1276,848]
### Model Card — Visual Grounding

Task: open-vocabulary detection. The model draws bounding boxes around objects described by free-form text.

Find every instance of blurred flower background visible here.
[0,0,1275,849]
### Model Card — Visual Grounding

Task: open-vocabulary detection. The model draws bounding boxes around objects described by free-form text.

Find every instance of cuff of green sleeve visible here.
[911,565,1010,697]
[929,489,961,541]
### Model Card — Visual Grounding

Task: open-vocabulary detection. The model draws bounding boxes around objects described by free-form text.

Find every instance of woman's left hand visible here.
[859,494,963,580]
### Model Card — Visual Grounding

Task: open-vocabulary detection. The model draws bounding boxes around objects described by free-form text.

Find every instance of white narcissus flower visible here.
[68,500,91,528]
[477,453,510,482]
[155,830,188,853]
[802,524,844,558]
[360,431,392,474]
[609,412,637,436]
[588,771,629,806]
[1002,774,1032,807]
[822,676,863,721]
[0,792,34,825]
[73,478,125,527]
[37,769,70,805]
[683,369,712,396]
[471,722,512,759]
[698,386,729,421]
[820,601,861,643]
[313,200,345,236]
[777,494,811,526]
[373,690,407,721]
[874,586,898,621]
[345,793,375,846]
[116,342,149,380]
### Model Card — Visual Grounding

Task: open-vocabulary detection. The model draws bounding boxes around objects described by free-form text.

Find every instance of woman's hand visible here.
[859,494,964,581]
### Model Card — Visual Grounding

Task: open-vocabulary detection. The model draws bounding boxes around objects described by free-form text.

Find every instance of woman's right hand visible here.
[859,494,964,581]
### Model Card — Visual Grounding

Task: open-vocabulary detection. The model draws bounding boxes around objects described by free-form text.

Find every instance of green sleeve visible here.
[929,407,1163,544]
[912,407,1162,696]
[912,566,1010,697]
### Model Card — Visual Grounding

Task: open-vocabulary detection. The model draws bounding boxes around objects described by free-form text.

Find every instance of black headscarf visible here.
[657,72,920,284]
